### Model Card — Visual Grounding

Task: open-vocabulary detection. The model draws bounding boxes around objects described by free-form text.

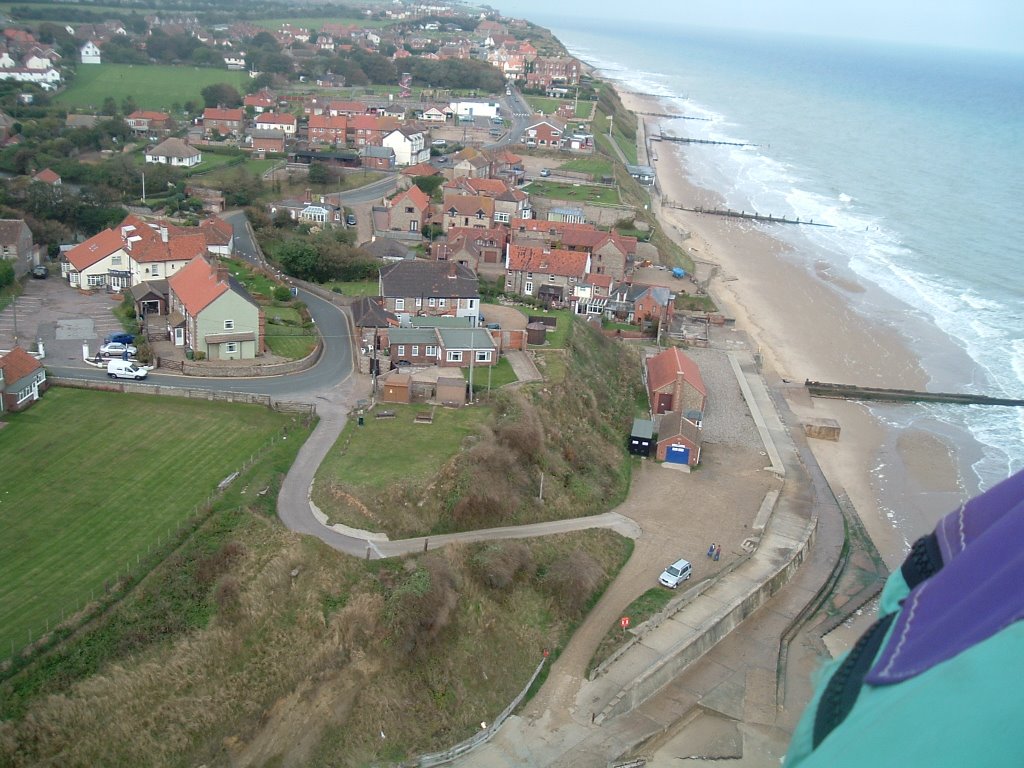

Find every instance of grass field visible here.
[525,180,621,206]
[326,279,379,297]
[0,388,294,655]
[192,158,282,186]
[558,156,615,179]
[55,64,250,112]
[264,304,318,358]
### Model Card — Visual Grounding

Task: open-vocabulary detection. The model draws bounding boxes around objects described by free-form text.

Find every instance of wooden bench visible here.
[375,410,396,419]
[414,408,434,424]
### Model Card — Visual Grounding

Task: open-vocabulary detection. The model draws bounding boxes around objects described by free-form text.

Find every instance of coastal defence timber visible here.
[662,200,834,227]
[654,133,757,148]
[636,111,711,121]
[806,381,1024,407]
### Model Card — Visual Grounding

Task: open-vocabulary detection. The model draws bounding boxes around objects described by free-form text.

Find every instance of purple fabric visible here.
[867,469,1024,685]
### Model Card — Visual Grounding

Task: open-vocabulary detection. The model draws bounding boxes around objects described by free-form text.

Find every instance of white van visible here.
[107,360,149,380]
[658,558,692,588]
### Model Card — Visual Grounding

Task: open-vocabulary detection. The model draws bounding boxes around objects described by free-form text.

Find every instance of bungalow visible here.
[645,346,707,419]
[387,327,496,368]
[243,91,275,113]
[379,260,480,322]
[0,346,47,412]
[504,244,589,308]
[420,106,447,122]
[167,255,263,359]
[145,137,202,167]
[31,167,60,185]
[328,99,368,117]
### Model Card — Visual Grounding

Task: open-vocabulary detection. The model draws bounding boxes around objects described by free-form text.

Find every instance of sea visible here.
[491,10,1024,508]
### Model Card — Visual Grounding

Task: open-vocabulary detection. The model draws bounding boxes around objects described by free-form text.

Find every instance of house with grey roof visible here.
[386,326,496,369]
[145,137,202,168]
[378,260,480,324]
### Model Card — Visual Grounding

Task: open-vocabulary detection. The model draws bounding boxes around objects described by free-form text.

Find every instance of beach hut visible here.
[629,418,654,457]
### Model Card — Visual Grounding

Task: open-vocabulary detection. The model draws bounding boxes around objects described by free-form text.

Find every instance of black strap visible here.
[901,532,943,589]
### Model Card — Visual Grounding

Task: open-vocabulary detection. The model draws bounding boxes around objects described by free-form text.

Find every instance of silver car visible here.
[99,341,138,358]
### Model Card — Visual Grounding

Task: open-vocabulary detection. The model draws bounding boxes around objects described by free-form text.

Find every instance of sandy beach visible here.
[614,88,966,569]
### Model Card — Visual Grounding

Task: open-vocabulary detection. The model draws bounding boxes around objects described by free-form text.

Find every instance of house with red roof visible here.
[433,226,508,276]
[645,346,706,418]
[199,217,234,256]
[243,91,275,113]
[0,346,46,412]
[167,255,262,359]
[63,227,131,290]
[308,114,347,146]
[125,110,173,135]
[504,244,590,308]
[202,107,244,137]
[655,409,703,467]
[328,99,367,117]
[386,186,431,234]
[348,114,399,147]
[560,228,637,280]
[31,167,60,185]
[522,116,566,149]
[255,111,297,136]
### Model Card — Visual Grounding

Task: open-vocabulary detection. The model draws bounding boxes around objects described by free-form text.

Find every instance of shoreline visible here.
[613,86,969,570]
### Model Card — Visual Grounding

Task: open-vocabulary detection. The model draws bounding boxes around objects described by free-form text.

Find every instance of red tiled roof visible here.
[586,273,613,289]
[65,228,125,271]
[443,193,494,218]
[308,114,346,130]
[32,168,60,183]
[646,347,706,398]
[127,110,169,121]
[561,228,638,255]
[255,112,296,126]
[506,244,589,277]
[168,255,227,316]
[328,99,366,113]
[203,107,243,122]
[200,217,233,246]
[401,161,440,177]
[391,185,431,211]
[0,346,41,385]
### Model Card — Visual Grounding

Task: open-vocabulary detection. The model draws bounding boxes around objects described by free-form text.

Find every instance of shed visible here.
[526,322,547,346]
[380,372,412,403]
[629,418,654,457]
[436,376,467,406]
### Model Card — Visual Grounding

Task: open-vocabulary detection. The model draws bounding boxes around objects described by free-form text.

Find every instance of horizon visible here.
[486,0,1024,56]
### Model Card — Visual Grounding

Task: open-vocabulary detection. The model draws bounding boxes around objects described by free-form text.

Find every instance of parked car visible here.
[104,332,135,345]
[99,341,138,358]
[31,264,48,279]
[107,360,148,380]
[346,213,357,226]
[431,139,447,147]
[539,168,551,177]
[658,558,692,589]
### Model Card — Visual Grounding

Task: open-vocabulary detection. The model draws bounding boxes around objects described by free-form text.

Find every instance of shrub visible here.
[543,549,604,616]
[272,285,292,302]
[385,556,460,657]
[472,542,534,590]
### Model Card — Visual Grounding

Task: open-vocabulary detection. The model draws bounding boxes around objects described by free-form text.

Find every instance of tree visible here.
[274,238,319,280]
[306,162,329,184]
[102,96,117,116]
[246,72,275,94]
[414,175,444,197]
[200,83,242,109]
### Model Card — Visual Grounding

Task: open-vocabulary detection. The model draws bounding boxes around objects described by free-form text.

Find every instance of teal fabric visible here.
[785,615,1024,767]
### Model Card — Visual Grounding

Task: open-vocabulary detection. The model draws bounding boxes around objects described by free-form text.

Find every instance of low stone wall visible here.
[160,340,323,378]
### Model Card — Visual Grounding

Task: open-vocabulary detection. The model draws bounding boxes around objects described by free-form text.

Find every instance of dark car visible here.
[104,332,135,345]
[346,213,357,226]
[31,264,48,279]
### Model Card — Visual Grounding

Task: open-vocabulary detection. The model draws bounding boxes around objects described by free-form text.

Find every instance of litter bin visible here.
[358,415,364,426]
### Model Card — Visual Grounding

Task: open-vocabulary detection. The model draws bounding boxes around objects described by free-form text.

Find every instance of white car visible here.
[658,558,692,589]
[99,341,138,358]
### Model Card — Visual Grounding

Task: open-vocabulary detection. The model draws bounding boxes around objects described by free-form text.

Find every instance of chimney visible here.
[160,226,168,243]
[447,261,456,277]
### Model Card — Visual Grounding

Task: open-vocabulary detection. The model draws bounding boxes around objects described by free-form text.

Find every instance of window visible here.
[426,345,438,357]
[225,342,238,354]
[87,274,105,287]
[527,272,533,279]
[405,206,414,213]
[111,254,121,265]
[447,350,463,362]
[411,345,419,356]
[224,319,234,330]
[549,275,556,282]
[396,298,405,310]
[475,350,491,363]
[428,297,436,307]
[409,220,419,232]
[415,297,422,308]
[397,345,405,355]
[438,298,446,308]
[524,282,533,294]
[151,264,159,276]
[494,211,510,223]
[467,299,476,309]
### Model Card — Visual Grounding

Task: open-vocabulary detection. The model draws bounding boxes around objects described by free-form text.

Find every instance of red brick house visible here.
[0,346,47,412]
[203,107,244,136]
[655,409,702,467]
[645,347,707,418]
[348,114,398,147]
[125,110,173,135]
[522,117,566,149]
[505,244,590,307]
[250,130,286,153]
[308,114,347,145]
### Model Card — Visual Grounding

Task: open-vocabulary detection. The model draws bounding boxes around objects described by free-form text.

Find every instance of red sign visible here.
[620,616,631,629]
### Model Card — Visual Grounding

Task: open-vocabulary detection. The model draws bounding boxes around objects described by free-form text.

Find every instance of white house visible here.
[420,106,447,122]
[80,40,101,64]
[145,137,202,167]
[0,67,61,90]
[382,127,430,166]
[223,54,246,70]
[448,100,500,120]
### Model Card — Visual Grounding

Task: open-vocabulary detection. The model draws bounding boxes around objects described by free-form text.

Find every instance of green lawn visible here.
[55,64,250,112]
[326,279,379,297]
[188,153,246,177]
[525,308,577,348]
[314,402,488,502]
[523,95,568,116]
[264,305,318,358]
[192,158,282,186]
[558,156,614,179]
[225,258,280,300]
[525,180,621,206]
[464,356,517,393]
[0,388,294,655]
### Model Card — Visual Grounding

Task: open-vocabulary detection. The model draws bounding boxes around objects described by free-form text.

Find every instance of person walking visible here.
[713,545,721,562]
[707,543,716,558]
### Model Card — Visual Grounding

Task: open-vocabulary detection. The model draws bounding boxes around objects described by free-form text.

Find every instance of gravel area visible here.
[686,344,765,452]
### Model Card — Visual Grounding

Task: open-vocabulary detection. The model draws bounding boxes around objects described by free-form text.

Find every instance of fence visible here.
[415,657,547,767]
[1,425,297,667]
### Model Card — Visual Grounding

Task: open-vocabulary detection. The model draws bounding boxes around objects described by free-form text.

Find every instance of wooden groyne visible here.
[657,134,757,148]
[662,201,833,227]
[806,381,1024,407]
[637,111,711,121]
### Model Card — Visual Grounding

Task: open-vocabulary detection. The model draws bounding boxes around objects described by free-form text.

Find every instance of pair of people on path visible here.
[707,543,721,560]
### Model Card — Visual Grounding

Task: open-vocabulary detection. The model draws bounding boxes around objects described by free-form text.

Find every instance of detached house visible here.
[442,194,494,231]
[145,137,202,167]
[505,244,590,308]
[203,107,244,137]
[522,117,566,149]
[606,282,674,327]
[167,255,262,359]
[379,260,480,323]
[80,40,101,64]
[386,186,431,234]
[645,347,707,419]
[388,326,496,369]
[63,228,130,290]
[126,110,173,135]
[0,346,47,413]
[382,126,429,166]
